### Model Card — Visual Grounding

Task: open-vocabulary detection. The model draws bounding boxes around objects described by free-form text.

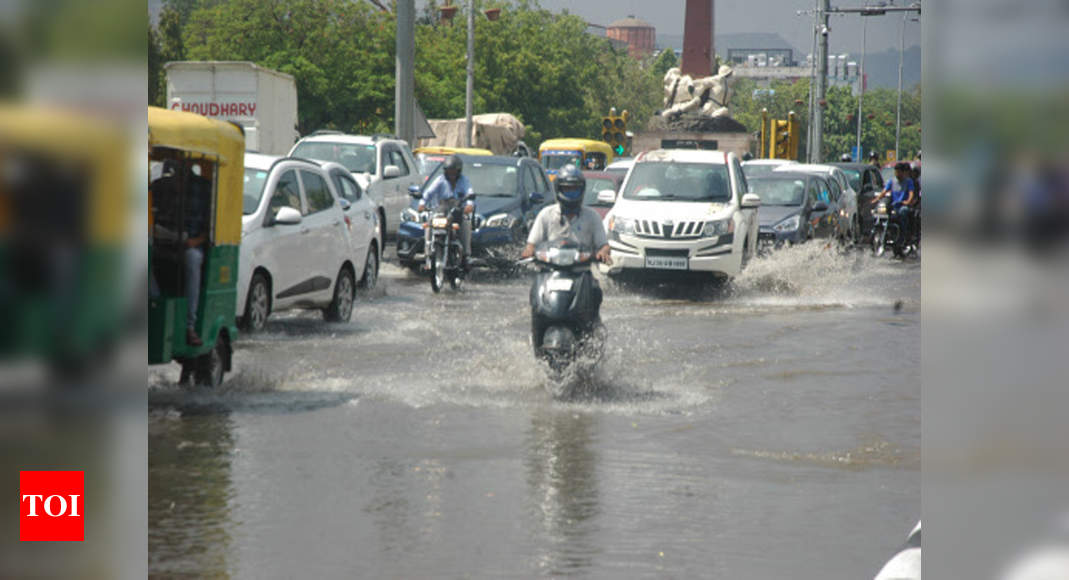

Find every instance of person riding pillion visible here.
[419,155,474,267]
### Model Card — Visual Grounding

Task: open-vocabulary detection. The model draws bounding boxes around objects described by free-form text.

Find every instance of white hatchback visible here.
[601,149,761,282]
[238,154,372,332]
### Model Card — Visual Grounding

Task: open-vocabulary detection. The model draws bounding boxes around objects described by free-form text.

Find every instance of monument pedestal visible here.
[632,114,753,158]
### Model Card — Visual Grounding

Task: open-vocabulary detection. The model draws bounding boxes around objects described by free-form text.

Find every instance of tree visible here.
[650,48,678,79]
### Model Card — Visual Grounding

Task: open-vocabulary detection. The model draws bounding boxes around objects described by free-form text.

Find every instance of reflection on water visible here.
[148,411,235,576]
[526,409,601,575]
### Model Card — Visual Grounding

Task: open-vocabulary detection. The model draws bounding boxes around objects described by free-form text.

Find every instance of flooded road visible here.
[149,244,919,578]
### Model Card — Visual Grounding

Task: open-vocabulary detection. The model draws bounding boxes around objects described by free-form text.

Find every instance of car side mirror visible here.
[740,193,761,209]
[529,192,545,204]
[812,201,829,212]
[338,198,351,211]
[596,189,617,204]
[383,165,401,179]
[408,184,421,199]
[272,206,302,225]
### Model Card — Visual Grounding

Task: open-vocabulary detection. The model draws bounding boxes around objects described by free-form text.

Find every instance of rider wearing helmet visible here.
[869,151,881,170]
[419,155,474,267]
[521,164,612,265]
[841,153,853,162]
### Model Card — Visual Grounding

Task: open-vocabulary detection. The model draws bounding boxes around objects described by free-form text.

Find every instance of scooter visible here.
[522,239,606,386]
[424,195,473,293]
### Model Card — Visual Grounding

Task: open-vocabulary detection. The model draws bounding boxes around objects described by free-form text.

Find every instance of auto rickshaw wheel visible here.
[193,340,226,387]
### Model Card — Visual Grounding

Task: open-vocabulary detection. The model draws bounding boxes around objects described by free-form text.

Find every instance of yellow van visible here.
[538,138,614,180]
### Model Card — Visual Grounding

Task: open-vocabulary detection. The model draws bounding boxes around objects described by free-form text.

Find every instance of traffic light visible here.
[602,114,615,145]
[612,109,629,156]
[786,111,800,160]
[770,119,790,159]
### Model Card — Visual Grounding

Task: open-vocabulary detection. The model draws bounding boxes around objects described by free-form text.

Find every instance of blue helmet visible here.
[555,164,585,212]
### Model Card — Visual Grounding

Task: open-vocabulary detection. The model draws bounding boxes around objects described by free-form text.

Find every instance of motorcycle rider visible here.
[841,153,853,162]
[873,161,917,250]
[418,155,474,268]
[869,151,882,171]
[521,164,612,303]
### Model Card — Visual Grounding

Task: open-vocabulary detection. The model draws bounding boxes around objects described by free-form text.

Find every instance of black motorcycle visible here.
[424,195,473,293]
[870,197,902,258]
[523,239,606,385]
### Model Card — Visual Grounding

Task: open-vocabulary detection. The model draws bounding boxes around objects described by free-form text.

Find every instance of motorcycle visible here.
[869,197,902,258]
[522,239,606,387]
[424,195,473,292]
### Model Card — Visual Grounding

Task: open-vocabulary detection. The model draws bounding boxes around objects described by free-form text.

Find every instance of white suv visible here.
[601,149,761,282]
[289,132,422,240]
[238,154,375,332]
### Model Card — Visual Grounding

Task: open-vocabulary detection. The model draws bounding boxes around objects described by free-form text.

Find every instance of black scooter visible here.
[522,239,606,385]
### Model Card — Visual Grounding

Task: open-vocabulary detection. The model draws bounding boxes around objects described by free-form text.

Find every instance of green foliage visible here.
[650,48,678,79]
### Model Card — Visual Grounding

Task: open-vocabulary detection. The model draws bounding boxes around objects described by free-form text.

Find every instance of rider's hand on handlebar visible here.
[596,245,612,265]
[520,244,535,260]
[417,203,426,212]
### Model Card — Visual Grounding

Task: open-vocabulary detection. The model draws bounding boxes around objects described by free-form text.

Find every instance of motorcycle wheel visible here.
[888,223,903,258]
[430,245,445,293]
[449,246,462,290]
[872,225,885,256]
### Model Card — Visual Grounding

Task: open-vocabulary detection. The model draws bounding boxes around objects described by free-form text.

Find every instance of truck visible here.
[164,61,299,156]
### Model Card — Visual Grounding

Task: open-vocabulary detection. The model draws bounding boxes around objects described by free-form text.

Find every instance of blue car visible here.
[396,155,555,269]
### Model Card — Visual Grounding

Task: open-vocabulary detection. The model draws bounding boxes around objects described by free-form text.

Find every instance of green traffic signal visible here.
[614,144,624,155]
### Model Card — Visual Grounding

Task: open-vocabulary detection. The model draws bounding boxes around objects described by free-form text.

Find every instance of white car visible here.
[601,149,761,283]
[604,157,634,181]
[237,154,375,332]
[741,158,797,180]
[289,131,422,240]
[773,163,860,243]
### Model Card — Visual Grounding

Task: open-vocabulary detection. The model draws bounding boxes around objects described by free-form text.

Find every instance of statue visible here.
[661,65,734,120]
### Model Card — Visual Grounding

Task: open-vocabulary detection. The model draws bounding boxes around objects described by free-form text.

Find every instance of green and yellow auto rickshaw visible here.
[148,106,243,386]
[0,105,129,373]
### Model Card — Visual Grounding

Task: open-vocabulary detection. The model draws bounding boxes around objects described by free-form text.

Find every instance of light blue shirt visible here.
[421,174,474,209]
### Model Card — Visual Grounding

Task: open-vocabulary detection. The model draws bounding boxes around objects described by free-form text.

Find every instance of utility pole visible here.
[465,0,475,147]
[856,15,867,161]
[812,0,829,163]
[395,0,414,145]
[895,13,908,161]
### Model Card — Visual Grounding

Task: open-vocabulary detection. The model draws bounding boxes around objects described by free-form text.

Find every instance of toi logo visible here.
[19,471,84,542]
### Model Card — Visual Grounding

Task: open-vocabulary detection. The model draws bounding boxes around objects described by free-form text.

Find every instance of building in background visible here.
[607,15,655,58]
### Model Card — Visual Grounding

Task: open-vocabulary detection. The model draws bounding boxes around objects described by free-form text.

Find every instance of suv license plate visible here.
[645,256,688,270]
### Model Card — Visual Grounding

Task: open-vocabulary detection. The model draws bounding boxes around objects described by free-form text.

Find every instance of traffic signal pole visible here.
[811,0,829,163]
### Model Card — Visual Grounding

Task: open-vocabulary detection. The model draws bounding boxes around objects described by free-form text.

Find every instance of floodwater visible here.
[149,243,920,579]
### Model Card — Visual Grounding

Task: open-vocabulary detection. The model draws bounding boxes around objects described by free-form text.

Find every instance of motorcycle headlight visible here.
[773,214,801,233]
[609,216,635,235]
[484,213,512,228]
[701,218,733,238]
[401,207,419,223]
[875,204,888,215]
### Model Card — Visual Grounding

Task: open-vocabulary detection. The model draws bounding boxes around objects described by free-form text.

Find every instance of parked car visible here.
[749,172,840,248]
[395,154,554,269]
[830,161,886,235]
[582,170,625,218]
[600,149,761,283]
[774,163,859,244]
[237,154,372,331]
[741,158,797,180]
[289,132,421,240]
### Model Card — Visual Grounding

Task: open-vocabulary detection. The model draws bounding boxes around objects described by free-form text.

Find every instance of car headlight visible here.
[773,214,801,233]
[609,216,635,235]
[701,218,733,238]
[484,213,512,228]
[401,207,419,223]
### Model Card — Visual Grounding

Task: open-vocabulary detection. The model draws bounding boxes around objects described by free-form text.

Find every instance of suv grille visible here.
[634,219,705,239]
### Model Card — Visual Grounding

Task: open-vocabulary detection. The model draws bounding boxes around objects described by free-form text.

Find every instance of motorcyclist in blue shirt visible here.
[874,161,917,248]
[418,155,474,268]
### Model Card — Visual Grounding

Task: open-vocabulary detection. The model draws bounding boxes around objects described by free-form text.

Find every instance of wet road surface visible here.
[149,243,919,578]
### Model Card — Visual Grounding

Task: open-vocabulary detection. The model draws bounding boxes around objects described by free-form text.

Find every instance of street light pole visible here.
[465,0,474,148]
[855,16,866,161]
[895,14,904,161]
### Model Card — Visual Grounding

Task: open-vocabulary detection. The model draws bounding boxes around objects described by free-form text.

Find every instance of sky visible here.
[422,0,922,56]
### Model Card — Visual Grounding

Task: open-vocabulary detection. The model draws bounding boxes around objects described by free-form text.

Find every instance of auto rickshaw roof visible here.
[0,104,125,158]
[539,138,613,154]
[148,106,244,162]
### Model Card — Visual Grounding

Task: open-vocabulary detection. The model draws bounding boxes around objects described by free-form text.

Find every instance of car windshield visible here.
[416,155,446,176]
[841,168,861,191]
[749,177,805,205]
[423,162,519,197]
[291,142,377,174]
[243,168,269,214]
[584,177,616,206]
[621,162,731,202]
[542,153,581,171]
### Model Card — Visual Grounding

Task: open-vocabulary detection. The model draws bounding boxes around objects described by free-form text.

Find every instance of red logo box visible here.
[19,471,84,542]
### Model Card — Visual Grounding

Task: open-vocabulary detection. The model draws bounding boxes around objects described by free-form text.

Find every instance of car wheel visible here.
[359,244,379,291]
[240,272,270,333]
[324,266,355,322]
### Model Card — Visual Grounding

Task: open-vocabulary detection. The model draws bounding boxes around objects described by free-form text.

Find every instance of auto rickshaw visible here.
[538,138,614,180]
[148,106,243,386]
[0,105,129,374]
